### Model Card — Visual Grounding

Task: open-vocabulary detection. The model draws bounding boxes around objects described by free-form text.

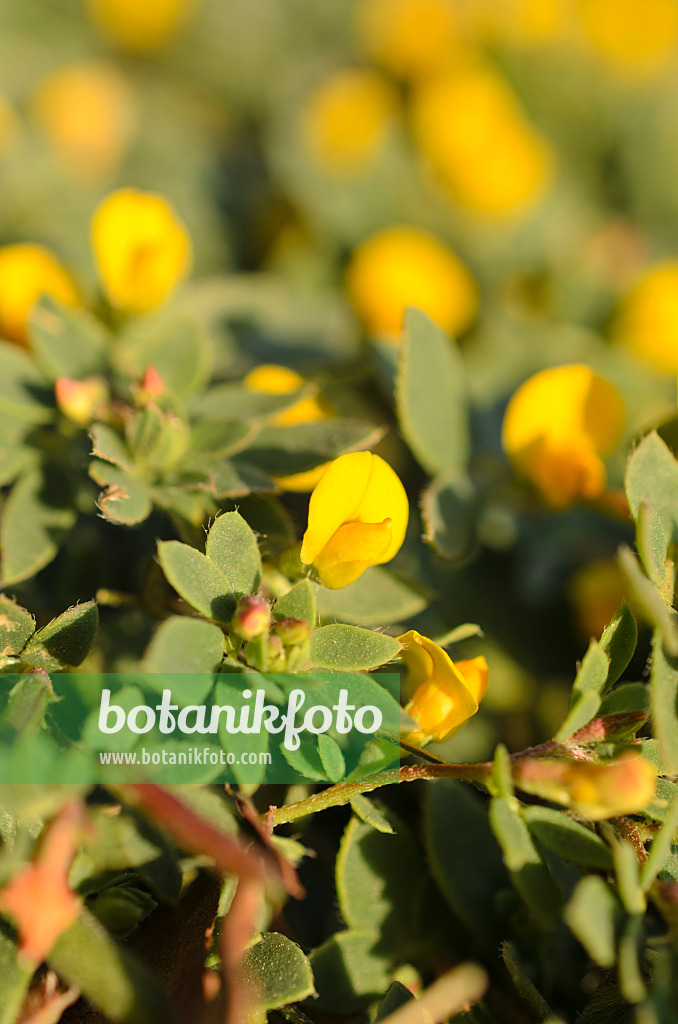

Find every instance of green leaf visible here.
[554,691,602,742]
[189,418,257,459]
[196,382,303,420]
[0,341,52,424]
[650,631,678,774]
[157,540,237,621]
[316,568,427,627]
[90,462,153,526]
[213,676,270,786]
[610,834,645,915]
[274,580,317,626]
[555,641,609,740]
[209,459,276,498]
[318,733,346,782]
[0,924,33,1024]
[22,601,98,670]
[501,941,552,1021]
[618,546,678,656]
[115,316,213,397]
[48,909,174,1024]
[0,468,76,585]
[246,419,383,476]
[309,624,401,671]
[421,474,477,562]
[205,511,262,595]
[424,779,507,942]
[599,602,638,689]
[309,929,391,1012]
[522,806,613,869]
[142,616,225,673]
[599,683,649,717]
[28,297,109,381]
[0,414,35,488]
[238,933,315,1012]
[0,595,35,656]
[640,794,678,890]
[2,670,56,734]
[349,795,395,834]
[625,431,678,545]
[636,501,667,588]
[396,308,470,476]
[489,797,562,921]
[375,981,415,1020]
[90,423,133,471]
[564,876,619,967]
[336,815,421,952]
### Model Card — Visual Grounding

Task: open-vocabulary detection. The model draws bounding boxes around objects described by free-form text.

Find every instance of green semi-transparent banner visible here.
[0,671,401,786]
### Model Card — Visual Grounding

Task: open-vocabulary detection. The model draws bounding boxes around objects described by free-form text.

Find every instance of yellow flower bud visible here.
[300,451,409,589]
[356,0,464,79]
[517,752,657,820]
[32,61,136,182]
[399,630,488,742]
[0,244,80,346]
[577,0,678,77]
[613,262,678,373]
[244,364,334,492]
[85,0,195,53]
[55,376,109,427]
[91,188,192,314]
[502,364,625,508]
[411,64,553,218]
[301,69,398,176]
[345,226,478,340]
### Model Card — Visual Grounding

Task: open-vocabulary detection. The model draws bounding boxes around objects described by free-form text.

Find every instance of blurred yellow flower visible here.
[502,364,625,508]
[301,69,398,176]
[399,629,488,742]
[55,376,109,428]
[613,262,678,373]
[85,0,195,53]
[91,188,192,314]
[345,226,478,340]
[32,61,136,182]
[356,0,463,79]
[244,364,334,492]
[300,451,409,589]
[412,65,553,218]
[577,0,678,76]
[569,559,628,641]
[0,244,80,346]
[481,0,572,45]
[517,752,657,820]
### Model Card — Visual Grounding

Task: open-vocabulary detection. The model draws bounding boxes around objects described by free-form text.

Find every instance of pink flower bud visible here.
[273,617,311,646]
[232,595,271,640]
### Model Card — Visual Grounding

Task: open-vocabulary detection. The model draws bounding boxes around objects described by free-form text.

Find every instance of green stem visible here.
[271,762,491,825]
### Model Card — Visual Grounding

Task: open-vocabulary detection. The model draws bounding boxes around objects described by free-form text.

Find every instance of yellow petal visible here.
[91,188,192,313]
[274,462,333,493]
[244,364,305,394]
[313,519,393,589]
[300,451,375,566]
[0,244,80,346]
[398,630,481,741]
[614,262,678,372]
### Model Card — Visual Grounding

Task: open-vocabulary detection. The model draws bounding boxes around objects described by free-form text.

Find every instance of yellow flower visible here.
[301,69,398,176]
[85,0,194,53]
[399,630,488,742]
[55,376,109,427]
[412,64,553,218]
[91,188,192,314]
[345,226,478,340]
[502,364,625,508]
[32,61,136,182]
[613,262,678,373]
[356,0,463,79]
[479,0,572,45]
[0,244,80,346]
[300,451,409,589]
[244,364,334,492]
[516,752,657,820]
[576,0,678,77]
